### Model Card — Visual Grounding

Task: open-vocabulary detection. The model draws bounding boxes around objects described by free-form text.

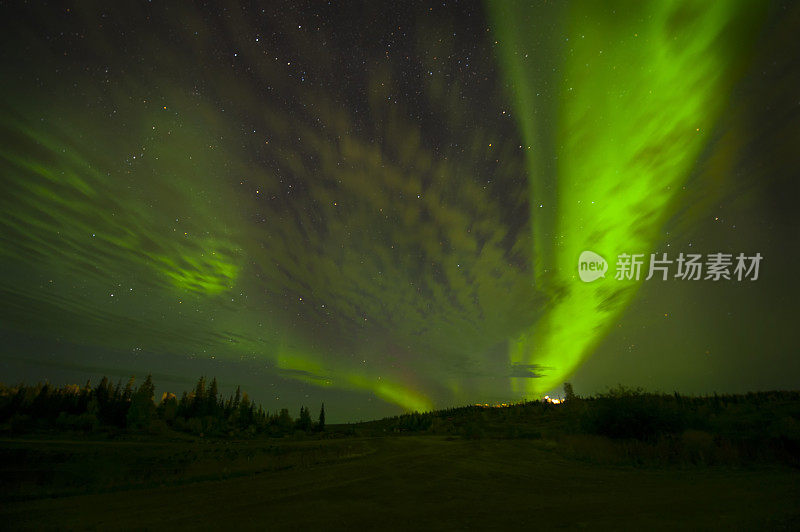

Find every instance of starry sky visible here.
[1,1,798,422]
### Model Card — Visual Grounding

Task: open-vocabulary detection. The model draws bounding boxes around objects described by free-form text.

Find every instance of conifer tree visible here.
[297,406,312,431]
[277,407,293,432]
[127,374,156,429]
[232,386,241,411]
[318,403,325,431]
[207,377,219,416]
[192,376,206,416]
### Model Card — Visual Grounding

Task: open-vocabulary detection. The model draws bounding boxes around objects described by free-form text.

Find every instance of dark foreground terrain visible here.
[3,387,800,529]
[2,435,799,530]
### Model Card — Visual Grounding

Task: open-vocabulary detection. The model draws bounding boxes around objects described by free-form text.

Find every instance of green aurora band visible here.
[0,3,532,413]
[0,2,772,414]
[490,0,766,395]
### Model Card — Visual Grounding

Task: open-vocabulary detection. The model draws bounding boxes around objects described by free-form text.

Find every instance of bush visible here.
[580,387,685,441]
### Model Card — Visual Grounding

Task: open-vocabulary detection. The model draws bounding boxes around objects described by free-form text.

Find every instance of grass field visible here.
[2,435,799,530]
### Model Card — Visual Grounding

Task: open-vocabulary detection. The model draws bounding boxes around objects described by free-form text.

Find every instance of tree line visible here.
[0,375,325,437]
[355,384,800,442]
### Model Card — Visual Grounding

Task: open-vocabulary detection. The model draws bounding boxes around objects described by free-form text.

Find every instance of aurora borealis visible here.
[1,1,799,422]
[492,0,767,395]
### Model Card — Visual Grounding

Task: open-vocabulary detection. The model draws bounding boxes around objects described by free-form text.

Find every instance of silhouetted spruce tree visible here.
[112,379,122,398]
[232,386,241,411]
[110,379,126,426]
[223,394,233,418]
[255,406,267,431]
[123,377,135,402]
[127,374,156,429]
[564,382,576,401]
[176,391,190,418]
[31,383,52,419]
[93,377,111,424]
[158,392,178,424]
[297,406,312,431]
[207,377,219,418]
[192,376,206,416]
[277,408,293,432]
[238,393,253,428]
[75,381,90,413]
[317,403,325,431]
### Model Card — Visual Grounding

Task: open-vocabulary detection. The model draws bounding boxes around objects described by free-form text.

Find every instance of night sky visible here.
[1,1,798,422]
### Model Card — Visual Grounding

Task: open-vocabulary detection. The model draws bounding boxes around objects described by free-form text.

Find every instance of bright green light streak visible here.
[277,343,433,412]
[0,116,242,297]
[491,0,765,394]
